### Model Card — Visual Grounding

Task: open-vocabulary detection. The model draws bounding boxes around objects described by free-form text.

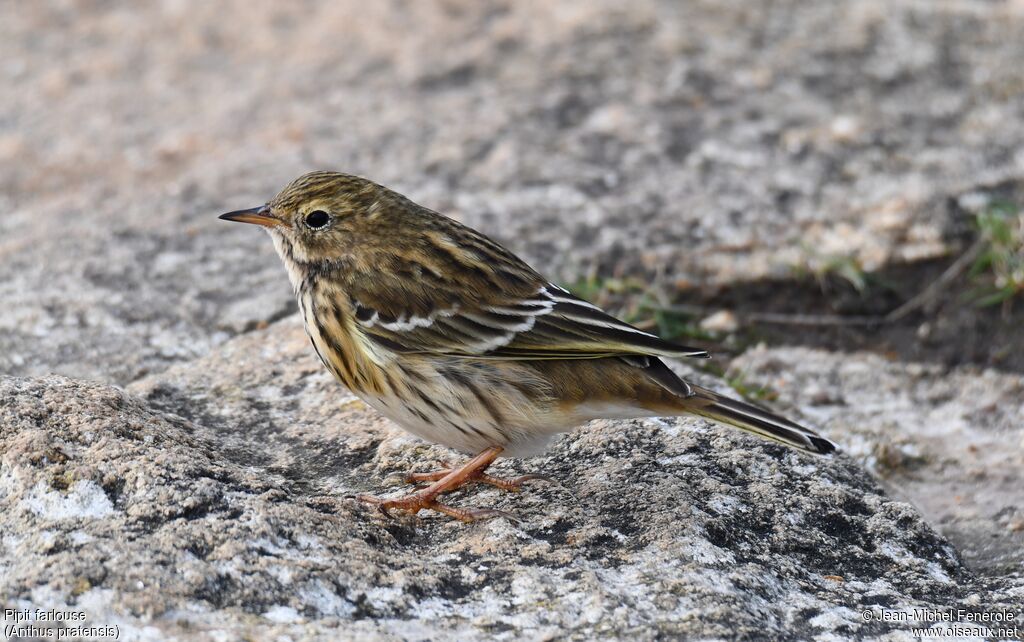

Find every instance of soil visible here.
[696,251,1024,374]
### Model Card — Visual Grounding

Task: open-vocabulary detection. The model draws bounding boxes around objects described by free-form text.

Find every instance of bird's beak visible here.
[218,206,282,228]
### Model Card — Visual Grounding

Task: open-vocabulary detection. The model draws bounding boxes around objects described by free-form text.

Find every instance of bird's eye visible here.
[305,210,330,229]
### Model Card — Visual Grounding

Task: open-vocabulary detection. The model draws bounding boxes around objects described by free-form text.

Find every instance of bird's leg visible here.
[358,446,515,521]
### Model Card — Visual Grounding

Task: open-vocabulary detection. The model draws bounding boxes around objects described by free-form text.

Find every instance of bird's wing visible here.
[348,272,708,361]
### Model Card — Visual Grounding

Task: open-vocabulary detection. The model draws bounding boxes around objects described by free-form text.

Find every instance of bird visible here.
[220,171,835,521]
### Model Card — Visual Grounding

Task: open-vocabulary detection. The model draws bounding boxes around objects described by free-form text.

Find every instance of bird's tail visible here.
[682,384,836,455]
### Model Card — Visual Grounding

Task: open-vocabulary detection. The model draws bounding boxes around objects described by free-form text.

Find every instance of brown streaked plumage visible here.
[220,171,836,521]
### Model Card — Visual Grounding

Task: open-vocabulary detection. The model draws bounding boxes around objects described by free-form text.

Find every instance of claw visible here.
[355,447,549,523]
[356,492,427,516]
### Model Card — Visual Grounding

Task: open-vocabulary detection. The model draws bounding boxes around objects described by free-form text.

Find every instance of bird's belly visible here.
[358,393,497,453]
[350,358,583,457]
[356,389,572,457]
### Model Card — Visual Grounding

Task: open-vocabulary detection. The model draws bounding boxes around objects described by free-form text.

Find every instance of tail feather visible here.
[684,385,836,455]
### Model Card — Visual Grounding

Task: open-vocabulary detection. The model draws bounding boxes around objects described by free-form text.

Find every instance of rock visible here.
[3,1,1023,638]
[732,346,1024,575]
[699,309,739,334]
[1,320,1022,640]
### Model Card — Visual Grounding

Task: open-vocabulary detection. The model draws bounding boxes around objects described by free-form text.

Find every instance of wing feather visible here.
[352,283,708,361]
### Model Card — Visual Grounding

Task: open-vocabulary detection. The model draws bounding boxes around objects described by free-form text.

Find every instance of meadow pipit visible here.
[221,172,835,521]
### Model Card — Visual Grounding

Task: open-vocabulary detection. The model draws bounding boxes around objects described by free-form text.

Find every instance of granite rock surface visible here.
[2,1,1023,639]
[2,320,1021,640]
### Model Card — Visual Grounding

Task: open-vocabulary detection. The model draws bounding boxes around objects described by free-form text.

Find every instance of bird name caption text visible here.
[860,607,1018,638]
[4,608,120,640]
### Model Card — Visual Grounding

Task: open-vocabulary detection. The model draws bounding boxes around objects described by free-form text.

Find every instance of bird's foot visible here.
[404,469,554,492]
[356,446,524,522]
[355,492,514,523]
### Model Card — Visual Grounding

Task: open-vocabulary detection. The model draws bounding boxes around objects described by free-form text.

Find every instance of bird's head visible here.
[220,171,398,265]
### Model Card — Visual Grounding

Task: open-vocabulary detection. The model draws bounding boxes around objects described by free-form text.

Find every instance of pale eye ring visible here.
[305,210,330,229]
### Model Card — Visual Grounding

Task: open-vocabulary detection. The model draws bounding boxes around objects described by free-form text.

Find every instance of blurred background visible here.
[2,0,1022,577]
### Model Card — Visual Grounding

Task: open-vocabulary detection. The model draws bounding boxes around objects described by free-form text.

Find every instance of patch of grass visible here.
[699,361,780,403]
[567,273,716,343]
[567,272,647,310]
[569,274,786,402]
[645,307,719,343]
[792,247,871,295]
[969,201,1024,310]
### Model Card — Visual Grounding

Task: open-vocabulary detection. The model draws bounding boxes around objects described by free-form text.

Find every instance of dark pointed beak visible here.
[219,206,282,228]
